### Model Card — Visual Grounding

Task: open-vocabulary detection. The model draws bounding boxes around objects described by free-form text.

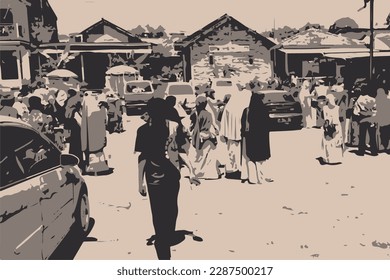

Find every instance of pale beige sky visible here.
[49,0,389,35]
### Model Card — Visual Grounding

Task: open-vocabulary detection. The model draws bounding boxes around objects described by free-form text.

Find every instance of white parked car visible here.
[210,78,237,101]
[123,80,154,115]
[165,82,196,115]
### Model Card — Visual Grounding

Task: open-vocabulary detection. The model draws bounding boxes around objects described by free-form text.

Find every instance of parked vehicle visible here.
[0,116,90,259]
[165,82,196,114]
[260,90,303,131]
[123,80,154,115]
[211,78,236,101]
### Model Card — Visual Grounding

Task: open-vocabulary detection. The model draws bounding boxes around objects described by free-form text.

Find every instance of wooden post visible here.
[80,53,85,83]
[369,0,374,81]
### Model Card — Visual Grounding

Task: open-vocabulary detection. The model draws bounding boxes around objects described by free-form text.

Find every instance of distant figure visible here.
[27,96,46,133]
[353,87,378,156]
[13,96,29,122]
[320,94,343,164]
[331,77,345,93]
[375,88,390,153]
[241,93,273,184]
[105,91,124,134]
[219,83,251,179]
[290,73,298,87]
[312,79,329,128]
[216,94,231,123]
[81,92,111,174]
[197,89,220,130]
[135,98,199,260]
[0,96,18,118]
[189,95,220,179]
[298,80,313,128]
[64,89,83,168]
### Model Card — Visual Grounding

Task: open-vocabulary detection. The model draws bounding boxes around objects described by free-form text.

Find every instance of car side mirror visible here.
[60,154,79,166]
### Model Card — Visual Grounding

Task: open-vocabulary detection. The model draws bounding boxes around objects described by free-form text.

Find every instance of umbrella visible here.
[106,65,138,76]
[47,69,78,79]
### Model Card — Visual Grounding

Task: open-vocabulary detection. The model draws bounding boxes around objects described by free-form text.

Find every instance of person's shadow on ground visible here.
[146,230,203,246]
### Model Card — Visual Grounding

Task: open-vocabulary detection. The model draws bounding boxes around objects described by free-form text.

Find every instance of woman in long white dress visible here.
[321,94,343,164]
[298,80,313,128]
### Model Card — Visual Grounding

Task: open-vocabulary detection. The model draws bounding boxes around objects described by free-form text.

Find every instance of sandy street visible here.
[75,115,390,260]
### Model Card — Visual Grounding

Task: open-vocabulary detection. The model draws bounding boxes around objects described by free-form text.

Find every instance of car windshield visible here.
[215,80,232,87]
[168,84,193,95]
[264,92,295,103]
[126,82,153,93]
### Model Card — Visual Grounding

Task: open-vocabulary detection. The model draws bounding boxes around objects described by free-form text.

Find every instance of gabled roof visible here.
[175,14,275,50]
[26,0,58,21]
[80,18,142,43]
[275,28,365,49]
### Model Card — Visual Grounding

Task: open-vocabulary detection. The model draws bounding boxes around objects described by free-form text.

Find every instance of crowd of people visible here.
[135,81,276,259]
[295,76,390,164]
[0,82,122,175]
[135,76,390,259]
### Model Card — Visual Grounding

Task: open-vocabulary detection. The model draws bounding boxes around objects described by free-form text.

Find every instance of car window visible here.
[264,92,294,103]
[126,82,153,93]
[215,81,232,87]
[168,85,193,95]
[0,126,60,189]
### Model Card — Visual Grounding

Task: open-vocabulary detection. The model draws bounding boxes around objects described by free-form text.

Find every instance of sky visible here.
[49,0,389,35]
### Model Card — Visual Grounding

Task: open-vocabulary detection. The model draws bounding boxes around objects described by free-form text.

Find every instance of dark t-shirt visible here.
[135,123,168,161]
[135,122,183,185]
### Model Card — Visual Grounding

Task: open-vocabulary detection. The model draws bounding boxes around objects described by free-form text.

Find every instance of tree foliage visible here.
[329,17,359,34]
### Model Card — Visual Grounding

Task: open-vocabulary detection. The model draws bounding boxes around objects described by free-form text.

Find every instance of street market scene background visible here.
[1,0,390,260]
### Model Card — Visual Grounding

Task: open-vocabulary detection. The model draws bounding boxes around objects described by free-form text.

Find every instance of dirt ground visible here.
[75,115,390,260]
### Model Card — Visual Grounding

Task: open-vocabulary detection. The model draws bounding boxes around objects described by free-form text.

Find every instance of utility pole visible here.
[369,0,374,81]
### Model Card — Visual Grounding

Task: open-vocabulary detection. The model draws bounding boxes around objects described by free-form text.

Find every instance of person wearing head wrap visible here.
[188,95,220,179]
[219,83,252,179]
[299,80,314,128]
[134,98,199,260]
[241,92,273,184]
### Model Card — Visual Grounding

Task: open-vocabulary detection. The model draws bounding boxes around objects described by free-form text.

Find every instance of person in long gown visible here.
[241,92,273,184]
[320,94,343,164]
[189,95,220,180]
[298,80,313,128]
[219,83,252,179]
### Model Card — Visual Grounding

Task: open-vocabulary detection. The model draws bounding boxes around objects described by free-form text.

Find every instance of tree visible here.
[299,22,324,32]
[386,13,390,26]
[265,26,298,43]
[329,17,359,34]
[154,25,167,38]
[128,25,146,36]
[30,17,57,45]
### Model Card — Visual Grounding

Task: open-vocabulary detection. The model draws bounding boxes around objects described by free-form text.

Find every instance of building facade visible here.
[175,14,275,85]
[38,18,152,90]
[0,0,58,94]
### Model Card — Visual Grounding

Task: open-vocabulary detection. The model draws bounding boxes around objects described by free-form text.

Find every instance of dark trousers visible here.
[147,180,179,260]
[68,123,83,168]
[380,125,390,151]
[358,122,378,154]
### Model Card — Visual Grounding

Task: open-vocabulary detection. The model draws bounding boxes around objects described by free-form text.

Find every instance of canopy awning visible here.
[277,47,369,55]
[47,69,78,78]
[105,65,139,75]
[323,51,390,60]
